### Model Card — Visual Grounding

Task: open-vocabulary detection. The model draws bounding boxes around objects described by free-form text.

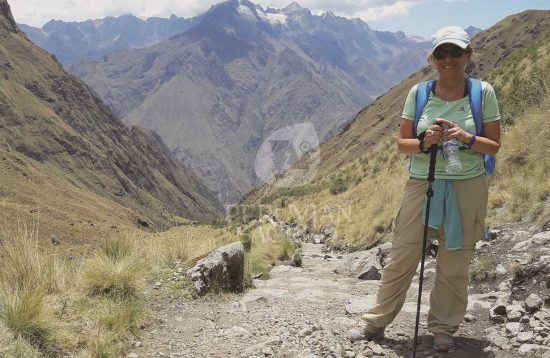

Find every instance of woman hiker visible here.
[348,26,502,352]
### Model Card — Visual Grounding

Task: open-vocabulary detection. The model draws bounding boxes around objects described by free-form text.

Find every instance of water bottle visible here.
[441,125,462,174]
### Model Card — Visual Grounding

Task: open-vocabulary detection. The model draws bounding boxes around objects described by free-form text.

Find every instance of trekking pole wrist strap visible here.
[417,131,431,154]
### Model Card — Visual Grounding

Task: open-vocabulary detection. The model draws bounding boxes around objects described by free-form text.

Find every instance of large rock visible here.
[355,250,383,280]
[507,304,526,322]
[517,332,535,343]
[524,294,544,313]
[186,242,245,297]
[518,343,550,355]
[311,225,336,244]
[335,242,392,281]
[490,304,507,324]
[487,330,511,350]
[532,231,550,245]
[505,322,522,336]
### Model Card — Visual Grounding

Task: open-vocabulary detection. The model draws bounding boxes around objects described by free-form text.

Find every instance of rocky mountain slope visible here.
[19,15,201,64]
[239,10,550,253]
[0,0,223,243]
[68,0,430,205]
[244,9,550,201]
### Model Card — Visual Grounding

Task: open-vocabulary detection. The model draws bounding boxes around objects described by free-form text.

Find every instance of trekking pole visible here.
[412,139,439,358]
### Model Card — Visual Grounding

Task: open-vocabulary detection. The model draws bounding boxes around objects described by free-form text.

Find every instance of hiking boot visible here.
[346,325,385,342]
[364,326,385,341]
[433,332,455,352]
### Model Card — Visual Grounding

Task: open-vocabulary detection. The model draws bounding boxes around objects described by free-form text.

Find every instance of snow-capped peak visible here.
[284,2,303,11]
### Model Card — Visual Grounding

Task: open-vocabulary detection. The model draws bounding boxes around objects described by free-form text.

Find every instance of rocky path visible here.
[130,241,534,358]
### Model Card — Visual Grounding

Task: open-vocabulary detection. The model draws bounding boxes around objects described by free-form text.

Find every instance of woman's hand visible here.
[435,118,472,143]
[422,124,444,149]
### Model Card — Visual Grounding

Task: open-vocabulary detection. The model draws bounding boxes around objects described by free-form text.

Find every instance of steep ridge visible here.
[69,0,430,205]
[0,0,223,243]
[244,10,550,202]
[18,15,201,64]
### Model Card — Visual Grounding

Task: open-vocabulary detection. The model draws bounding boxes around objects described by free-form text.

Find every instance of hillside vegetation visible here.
[0,0,224,243]
[241,13,550,251]
[0,224,233,357]
[0,218,299,357]
[485,31,550,229]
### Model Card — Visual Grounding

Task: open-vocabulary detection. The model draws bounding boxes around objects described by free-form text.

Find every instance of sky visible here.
[9,0,550,37]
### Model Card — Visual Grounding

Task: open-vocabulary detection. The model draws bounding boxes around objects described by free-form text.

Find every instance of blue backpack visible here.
[413,77,496,176]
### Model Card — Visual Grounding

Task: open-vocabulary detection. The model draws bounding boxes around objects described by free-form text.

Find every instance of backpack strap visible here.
[413,80,436,137]
[409,80,435,173]
[466,77,483,135]
[466,77,496,175]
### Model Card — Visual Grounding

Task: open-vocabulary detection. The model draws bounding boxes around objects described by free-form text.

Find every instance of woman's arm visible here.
[469,121,501,155]
[436,118,501,155]
[397,118,443,154]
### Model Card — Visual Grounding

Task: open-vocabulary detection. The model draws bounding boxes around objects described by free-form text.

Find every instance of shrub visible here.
[0,289,55,348]
[82,237,148,298]
[329,177,348,195]
[240,232,252,252]
[98,300,143,336]
[244,254,270,281]
[0,226,66,294]
[87,331,119,358]
[98,236,133,261]
[470,256,497,283]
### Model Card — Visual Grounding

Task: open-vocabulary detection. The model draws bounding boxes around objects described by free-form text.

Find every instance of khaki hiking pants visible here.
[362,174,488,335]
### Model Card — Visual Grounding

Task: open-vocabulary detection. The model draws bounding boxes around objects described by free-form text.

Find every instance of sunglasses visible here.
[433,46,467,60]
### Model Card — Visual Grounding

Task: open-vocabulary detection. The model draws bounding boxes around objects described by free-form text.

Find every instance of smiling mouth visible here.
[443,65,455,69]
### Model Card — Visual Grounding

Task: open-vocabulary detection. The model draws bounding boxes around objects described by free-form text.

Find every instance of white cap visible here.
[432,26,470,50]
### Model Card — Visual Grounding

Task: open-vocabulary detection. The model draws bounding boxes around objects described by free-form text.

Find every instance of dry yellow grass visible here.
[487,102,550,227]
[81,237,149,298]
[240,136,408,251]
[243,223,298,279]
[0,222,68,294]
[134,224,240,267]
[0,321,42,357]
[0,222,244,357]
[242,33,550,251]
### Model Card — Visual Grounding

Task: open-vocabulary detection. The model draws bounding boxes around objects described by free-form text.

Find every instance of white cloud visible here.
[344,1,419,22]
[10,0,429,27]
[257,0,426,22]
[10,0,215,26]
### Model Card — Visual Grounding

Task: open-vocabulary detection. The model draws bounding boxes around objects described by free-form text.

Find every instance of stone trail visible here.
[132,242,522,358]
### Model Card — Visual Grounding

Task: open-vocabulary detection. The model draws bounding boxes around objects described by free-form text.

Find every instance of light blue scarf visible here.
[421,179,462,250]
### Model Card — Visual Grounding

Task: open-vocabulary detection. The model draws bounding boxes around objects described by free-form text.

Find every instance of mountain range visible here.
[243,9,550,206]
[0,0,224,243]
[18,15,201,64]
[58,0,432,205]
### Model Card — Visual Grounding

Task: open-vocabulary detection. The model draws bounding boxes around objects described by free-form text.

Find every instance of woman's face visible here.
[433,43,471,76]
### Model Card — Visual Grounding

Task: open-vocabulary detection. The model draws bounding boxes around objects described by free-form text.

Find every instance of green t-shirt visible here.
[402,81,501,180]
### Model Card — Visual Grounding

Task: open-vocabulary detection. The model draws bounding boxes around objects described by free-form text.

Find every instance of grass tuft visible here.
[0,336,43,358]
[82,236,148,298]
[470,256,497,283]
[0,224,67,294]
[0,289,55,348]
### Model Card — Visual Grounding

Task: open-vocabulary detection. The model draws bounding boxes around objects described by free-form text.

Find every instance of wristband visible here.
[465,133,476,149]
